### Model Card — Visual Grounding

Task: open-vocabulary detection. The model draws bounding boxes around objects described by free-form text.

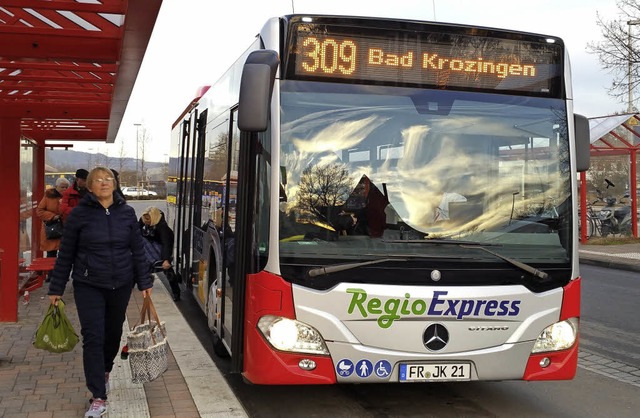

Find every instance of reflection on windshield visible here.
[278,82,571,263]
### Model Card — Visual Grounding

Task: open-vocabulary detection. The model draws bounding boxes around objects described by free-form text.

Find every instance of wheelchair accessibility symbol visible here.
[375,360,392,378]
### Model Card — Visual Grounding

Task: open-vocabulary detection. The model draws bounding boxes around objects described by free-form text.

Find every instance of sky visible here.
[67,0,626,162]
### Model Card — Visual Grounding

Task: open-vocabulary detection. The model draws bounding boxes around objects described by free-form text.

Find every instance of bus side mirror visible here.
[574,114,590,172]
[238,50,280,132]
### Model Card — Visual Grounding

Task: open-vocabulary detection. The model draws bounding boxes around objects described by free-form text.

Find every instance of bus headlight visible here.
[532,318,578,353]
[257,315,329,355]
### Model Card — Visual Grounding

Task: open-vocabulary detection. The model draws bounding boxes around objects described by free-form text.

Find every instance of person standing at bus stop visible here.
[47,166,153,418]
[60,168,88,221]
[35,177,70,281]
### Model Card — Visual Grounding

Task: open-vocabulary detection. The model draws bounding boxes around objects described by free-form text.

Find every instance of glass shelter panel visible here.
[20,140,34,261]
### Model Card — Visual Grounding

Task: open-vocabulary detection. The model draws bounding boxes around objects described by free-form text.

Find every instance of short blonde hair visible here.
[87,166,115,190]
[142,206,162,226]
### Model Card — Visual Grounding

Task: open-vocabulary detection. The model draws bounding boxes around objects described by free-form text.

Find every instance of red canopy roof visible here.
[0,0,162,143]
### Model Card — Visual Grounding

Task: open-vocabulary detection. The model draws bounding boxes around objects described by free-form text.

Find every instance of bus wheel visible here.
[212,332,229,358]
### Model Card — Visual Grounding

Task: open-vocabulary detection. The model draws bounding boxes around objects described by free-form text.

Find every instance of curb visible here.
[579,256,640,273]
[151,277,248,417]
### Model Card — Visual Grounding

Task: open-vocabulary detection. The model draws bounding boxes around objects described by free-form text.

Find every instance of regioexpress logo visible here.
[346,289,521,329]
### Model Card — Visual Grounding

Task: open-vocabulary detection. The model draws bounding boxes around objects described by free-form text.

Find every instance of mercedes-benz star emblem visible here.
[423,323,449,351]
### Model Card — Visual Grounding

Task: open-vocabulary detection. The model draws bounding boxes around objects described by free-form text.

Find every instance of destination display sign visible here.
[288,22,563,95]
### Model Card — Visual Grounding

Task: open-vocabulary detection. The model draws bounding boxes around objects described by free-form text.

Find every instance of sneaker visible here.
[85,398,106,417]
[105,372,110,394]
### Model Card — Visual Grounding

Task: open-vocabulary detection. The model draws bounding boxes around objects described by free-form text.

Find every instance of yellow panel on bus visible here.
[198,259,207,304]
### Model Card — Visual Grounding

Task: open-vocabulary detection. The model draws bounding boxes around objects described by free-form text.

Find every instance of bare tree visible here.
[139,125,152,183]
[102,146,112,169]
[587,0,640,110]
[118,137,127,174]
[294,163,353,227]
[162,156,169,180]
[91,146,111,168]
[205,132,229,182]
[93,148,104,167]
[587,156,631,198]
[119,170,138,187]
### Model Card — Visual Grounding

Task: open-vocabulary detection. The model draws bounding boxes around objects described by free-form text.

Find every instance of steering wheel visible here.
[605,179,615,189]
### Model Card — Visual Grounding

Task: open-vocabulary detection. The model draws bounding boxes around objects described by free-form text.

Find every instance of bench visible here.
[18,257,57,297]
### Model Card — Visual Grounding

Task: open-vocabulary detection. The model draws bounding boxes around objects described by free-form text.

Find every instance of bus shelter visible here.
[0,0,162,322]
[579,113,640,242]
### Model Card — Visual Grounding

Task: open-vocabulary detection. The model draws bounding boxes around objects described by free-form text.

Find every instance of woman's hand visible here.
[162,260,171,270]
[48,295,61,305]
[142,288,153,298]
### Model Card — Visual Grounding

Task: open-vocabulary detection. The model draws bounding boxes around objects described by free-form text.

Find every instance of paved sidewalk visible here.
[0,276,247,418]
[578,241,640,272]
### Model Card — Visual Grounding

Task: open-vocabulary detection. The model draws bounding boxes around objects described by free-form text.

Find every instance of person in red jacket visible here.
[59,168,88,220]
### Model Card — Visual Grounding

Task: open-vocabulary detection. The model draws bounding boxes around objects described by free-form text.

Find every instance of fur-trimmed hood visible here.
[45,188,62,199]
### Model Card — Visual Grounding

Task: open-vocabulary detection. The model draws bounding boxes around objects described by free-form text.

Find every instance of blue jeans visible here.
[73,281,132,400]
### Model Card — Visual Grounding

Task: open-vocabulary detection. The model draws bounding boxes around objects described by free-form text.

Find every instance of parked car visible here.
[121,186,158,199]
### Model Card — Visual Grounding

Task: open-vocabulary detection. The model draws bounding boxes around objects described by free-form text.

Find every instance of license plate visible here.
[399,363,471,382]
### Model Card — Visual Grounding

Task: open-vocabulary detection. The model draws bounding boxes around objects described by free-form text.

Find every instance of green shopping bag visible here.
[33,300,79,353]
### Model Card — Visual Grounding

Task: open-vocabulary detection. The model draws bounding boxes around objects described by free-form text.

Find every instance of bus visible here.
[167,14,591,385]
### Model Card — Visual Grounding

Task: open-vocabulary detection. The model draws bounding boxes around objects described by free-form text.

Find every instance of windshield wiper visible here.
[307,242,548,280]
[383,238,547,280]
[382,238,500,246]
[307,254,465,277]
[308,258,406,277]
[459,245,549,281]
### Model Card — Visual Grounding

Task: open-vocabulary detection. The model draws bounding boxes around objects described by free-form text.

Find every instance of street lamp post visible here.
[134,123,141,198]
[627,20,640,113]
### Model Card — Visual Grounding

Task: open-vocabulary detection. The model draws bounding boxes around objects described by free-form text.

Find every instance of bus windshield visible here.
[278,80,572,287]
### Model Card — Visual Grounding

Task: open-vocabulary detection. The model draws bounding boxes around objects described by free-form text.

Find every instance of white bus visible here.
[168,14,591,384]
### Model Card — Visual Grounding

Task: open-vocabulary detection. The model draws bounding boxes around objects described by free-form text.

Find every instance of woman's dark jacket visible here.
[138,212,174,262]
[48,192,153,296]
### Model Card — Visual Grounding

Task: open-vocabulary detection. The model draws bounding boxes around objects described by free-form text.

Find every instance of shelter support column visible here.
[0,118,21,322]
[32,138,46,258]
[631,149,638,238]
[580,171,588,243]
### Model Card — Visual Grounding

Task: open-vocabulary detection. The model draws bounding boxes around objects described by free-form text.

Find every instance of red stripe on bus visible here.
[522,278,580,380]
[242,270,336,384]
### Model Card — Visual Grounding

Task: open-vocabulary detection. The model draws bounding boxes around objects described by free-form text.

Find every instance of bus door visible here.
[189,110,207,306]
[175,110,207,289]
[193,111,207,230]
[175,117,192,286]
[220,108,240,353]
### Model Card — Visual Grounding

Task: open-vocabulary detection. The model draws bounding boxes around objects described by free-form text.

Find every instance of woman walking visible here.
[47,167,153,418]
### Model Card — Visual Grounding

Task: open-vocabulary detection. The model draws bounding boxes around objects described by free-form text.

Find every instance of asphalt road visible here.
[579,263,640,368]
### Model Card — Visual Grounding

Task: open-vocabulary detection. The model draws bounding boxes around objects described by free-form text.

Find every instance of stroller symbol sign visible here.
[336,359,354,377]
